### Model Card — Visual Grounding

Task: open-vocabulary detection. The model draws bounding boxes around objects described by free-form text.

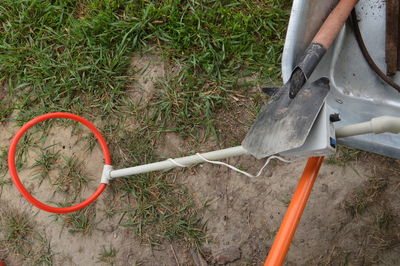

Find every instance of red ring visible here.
[8,112,112,214]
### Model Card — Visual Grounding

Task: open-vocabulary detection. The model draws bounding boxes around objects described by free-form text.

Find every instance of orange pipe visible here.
[264,156,324,266]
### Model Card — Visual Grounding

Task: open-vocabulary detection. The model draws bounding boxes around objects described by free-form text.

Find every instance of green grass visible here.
[343,175,388,217]
[0,205,54,264]
[53,202,96,235]
[327,145,364,166]
[55,156,90,199]
[1,0,290,130]
[97,245,117,265]
[0,146,10,187]
[15,132,37,170]
[0,0,291,250]
[31,146,60,184]
[0,103,13,124]
[375,209,395,230]
[0,208,32,253]
[114,172,206,246]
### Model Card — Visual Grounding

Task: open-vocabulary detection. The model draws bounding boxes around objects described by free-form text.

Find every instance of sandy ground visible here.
[1,52,399,265]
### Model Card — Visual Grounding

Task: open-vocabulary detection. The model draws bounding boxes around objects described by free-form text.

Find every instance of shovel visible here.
[243,0,359,159]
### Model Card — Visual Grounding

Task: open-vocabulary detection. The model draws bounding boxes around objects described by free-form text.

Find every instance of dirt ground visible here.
[1,53,400,266]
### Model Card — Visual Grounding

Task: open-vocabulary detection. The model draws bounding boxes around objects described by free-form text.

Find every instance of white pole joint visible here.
[101,165,113,184]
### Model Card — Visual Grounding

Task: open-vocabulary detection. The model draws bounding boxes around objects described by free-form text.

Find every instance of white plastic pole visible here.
[110,116,400,179]
[109,146,247,179]
[336,116,400,138]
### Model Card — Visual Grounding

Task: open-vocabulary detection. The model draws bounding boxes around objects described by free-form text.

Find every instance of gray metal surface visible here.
[280,103,336,160]
[242,78,330,159]
[283,0,400,159]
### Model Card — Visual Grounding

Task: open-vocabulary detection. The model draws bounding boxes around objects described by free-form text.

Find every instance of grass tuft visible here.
[54,156,90,199]
[0,204,54,265]
[327,145,363,166]
[53,202,96,235]
[0,209,32,253]
[32,146,60,184]
[0,147,10,188]
[343,175,388,217]
[97,245,117,265]
[114,172,206,246]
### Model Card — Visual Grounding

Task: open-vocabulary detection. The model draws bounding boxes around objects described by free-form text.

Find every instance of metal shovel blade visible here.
[242,77,330,159]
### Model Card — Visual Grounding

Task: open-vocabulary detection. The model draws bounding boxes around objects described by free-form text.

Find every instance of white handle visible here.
[336,116,400,138]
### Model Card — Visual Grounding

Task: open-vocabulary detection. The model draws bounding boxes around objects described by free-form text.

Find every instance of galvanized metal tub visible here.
[282,0,400,159]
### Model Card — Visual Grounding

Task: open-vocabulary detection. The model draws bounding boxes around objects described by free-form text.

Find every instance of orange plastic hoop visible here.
[8,112,111,214]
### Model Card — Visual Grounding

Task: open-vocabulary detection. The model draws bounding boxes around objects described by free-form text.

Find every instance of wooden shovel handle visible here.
[312,0,360,49]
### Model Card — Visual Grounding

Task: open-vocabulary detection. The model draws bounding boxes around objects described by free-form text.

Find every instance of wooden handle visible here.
[386,0,399,75]
[312,0,359,49]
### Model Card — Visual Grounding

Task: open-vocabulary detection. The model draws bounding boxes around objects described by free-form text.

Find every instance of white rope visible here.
[167,158,188,167]
[168,154,291,178]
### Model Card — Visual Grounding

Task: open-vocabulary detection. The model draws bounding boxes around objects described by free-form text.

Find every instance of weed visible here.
[0,147,10,187]
[31,146,60,185]
[31,233,54,266]
[327,145,363,166]
[343,190,370,217]
[0,209,32,253]
[97,245,117,265]
[109,126,155,169]
[54,156,90,199]
[369,231,400,251]
[0,204,54,264]
[0,104,13,124]
[308,246,351,265]
[278,193,292,207]
[54,202,96,235]
[375,209,395,230]
[343,175,388,217]
[116,172,206,246]
[15,132,36,171]
[103,201,121,220]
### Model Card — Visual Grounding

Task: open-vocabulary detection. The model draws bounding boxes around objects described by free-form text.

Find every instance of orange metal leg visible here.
[264,156,324,266]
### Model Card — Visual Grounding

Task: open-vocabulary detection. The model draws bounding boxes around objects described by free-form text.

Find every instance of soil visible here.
[1,53,399,266]
[128,50,166,105]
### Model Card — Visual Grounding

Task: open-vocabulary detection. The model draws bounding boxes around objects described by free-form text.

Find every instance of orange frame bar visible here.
[264,156,324,266]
